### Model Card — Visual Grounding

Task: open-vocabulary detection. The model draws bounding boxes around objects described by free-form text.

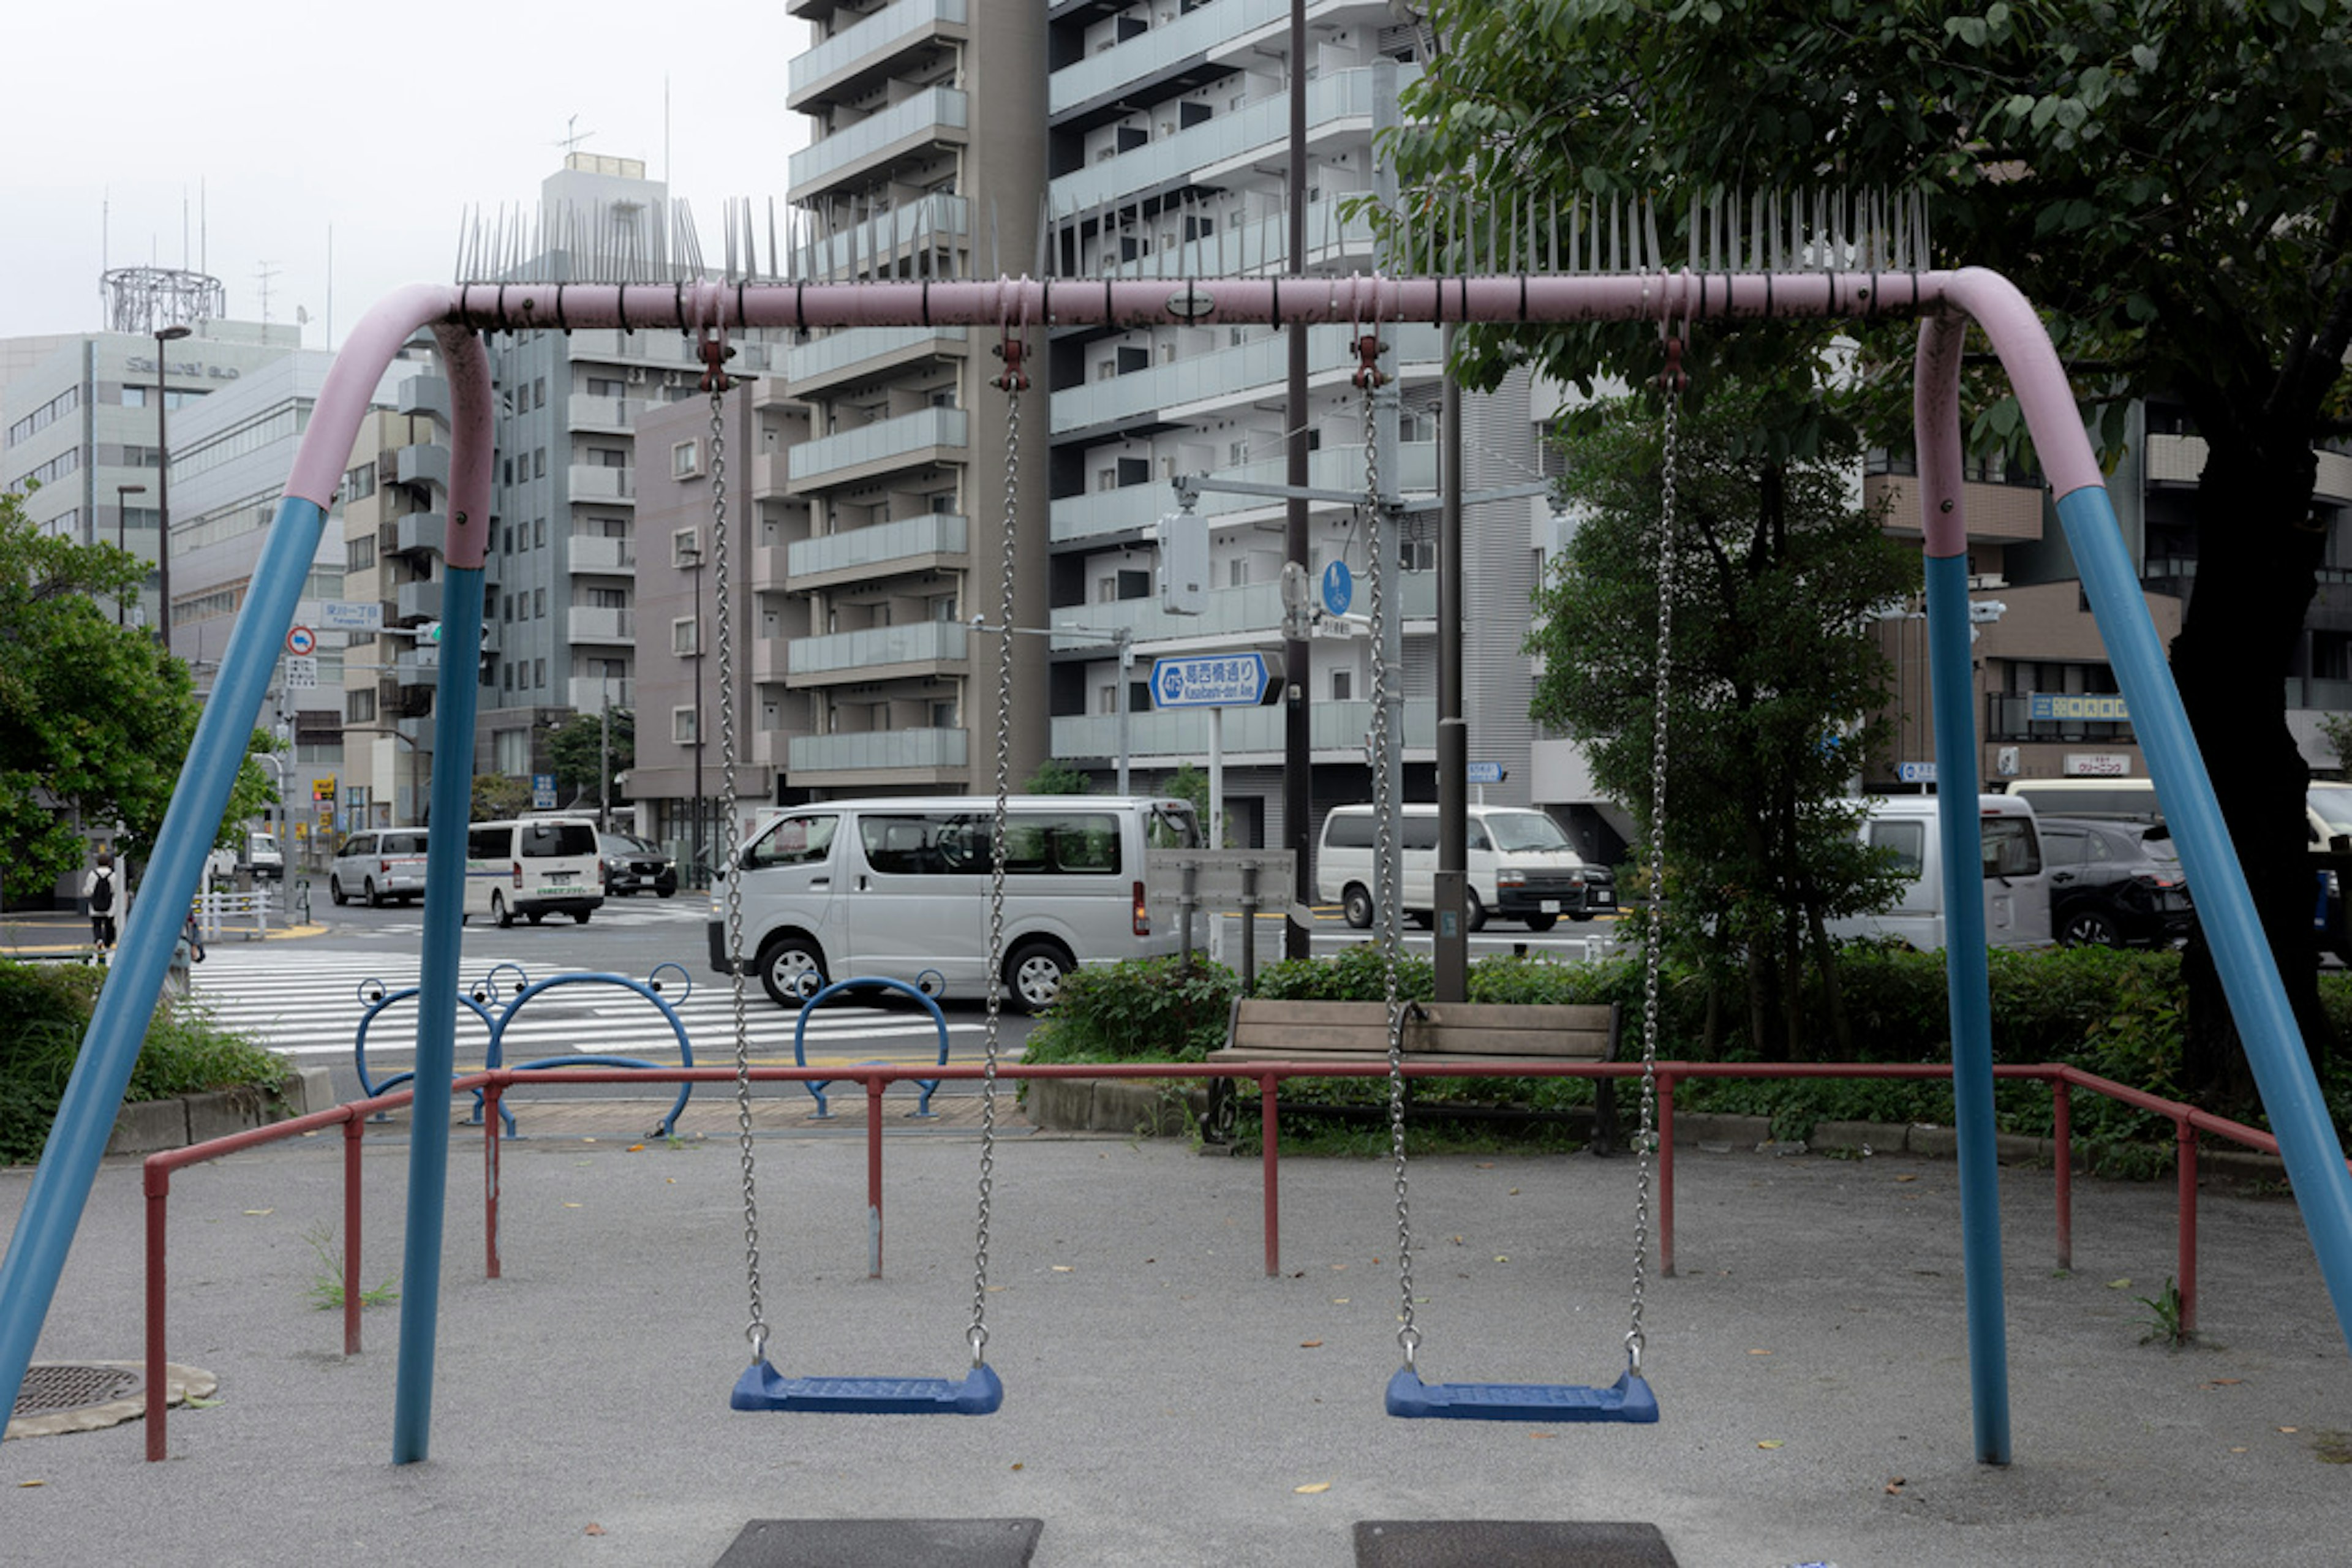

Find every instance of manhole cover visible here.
[12,1363,145,1420]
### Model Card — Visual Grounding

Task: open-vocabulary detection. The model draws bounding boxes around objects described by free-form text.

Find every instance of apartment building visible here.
[1032,0,1563,852]
[774,0,1049,795]
[2,313,300,633]
[167,350,426,864]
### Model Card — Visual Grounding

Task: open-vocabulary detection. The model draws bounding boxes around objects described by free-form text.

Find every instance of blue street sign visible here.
[1321,560,1353,617]
[1466,761,1506,785]
[1151,652,1282,709]
[531,772,558,810]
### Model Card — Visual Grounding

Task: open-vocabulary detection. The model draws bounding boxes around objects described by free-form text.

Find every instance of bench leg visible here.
[1203,1077,1237,1146]
[1591,1076,1620,1157]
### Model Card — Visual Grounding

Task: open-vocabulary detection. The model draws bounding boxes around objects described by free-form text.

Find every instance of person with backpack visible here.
[85,847,121,958]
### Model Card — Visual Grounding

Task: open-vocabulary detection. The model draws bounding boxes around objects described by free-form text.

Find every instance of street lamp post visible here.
[684,540,706,884]
[153,324,192,654]
[113,484,147,625]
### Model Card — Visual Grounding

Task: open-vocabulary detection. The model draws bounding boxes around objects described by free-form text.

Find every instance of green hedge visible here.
[1019,943,2352,1163]
[0,960,289,1164]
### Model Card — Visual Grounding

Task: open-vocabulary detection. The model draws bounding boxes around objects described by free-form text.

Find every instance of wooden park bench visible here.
[1202,998,1623,1151]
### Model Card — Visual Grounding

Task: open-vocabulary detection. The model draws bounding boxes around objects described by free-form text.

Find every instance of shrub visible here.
[1018,956,1240,1066]
[0,959,287,1164]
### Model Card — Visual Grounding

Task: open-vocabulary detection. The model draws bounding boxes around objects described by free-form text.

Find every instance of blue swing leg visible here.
[733,1358,1003,1415]
[1385,1365,1659,1424]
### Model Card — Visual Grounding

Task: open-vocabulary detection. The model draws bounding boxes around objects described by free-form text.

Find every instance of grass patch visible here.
[0,959,287,1164]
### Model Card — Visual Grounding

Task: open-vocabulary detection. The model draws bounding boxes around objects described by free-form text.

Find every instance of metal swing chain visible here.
[703,354,769,1365]
[967,345,1024,1368]
[1626,341,1686,1379]
[1358,348,1420,1371]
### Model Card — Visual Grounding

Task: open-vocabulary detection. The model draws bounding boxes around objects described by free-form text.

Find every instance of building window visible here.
[673,439,701,479]
[932,699,957,728]
[1332,668,1353,702]
[533,448,547,479]
[673,617,700,655]
[673,707,700,745]
[534,587,547,618]
[346,536,376,571]
[347,689,377,723]
[673,526,701,567]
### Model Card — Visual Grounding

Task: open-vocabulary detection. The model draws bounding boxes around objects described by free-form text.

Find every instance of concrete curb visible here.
[102,1067,335,1158]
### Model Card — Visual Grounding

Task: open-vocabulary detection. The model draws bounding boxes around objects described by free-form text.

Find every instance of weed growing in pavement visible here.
[303,1223,399,1312]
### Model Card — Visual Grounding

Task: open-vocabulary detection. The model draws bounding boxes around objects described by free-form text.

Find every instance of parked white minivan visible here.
[1831,794,2053,950]
[463,816,605,927]
[709,795,1200,1012]
[1316,802,1616,933]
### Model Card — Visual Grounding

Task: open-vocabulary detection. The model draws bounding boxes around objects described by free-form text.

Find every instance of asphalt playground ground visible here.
[5,1096,2352,1566]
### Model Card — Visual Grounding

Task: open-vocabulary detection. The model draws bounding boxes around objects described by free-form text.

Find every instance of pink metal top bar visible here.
[445,271,1953,336]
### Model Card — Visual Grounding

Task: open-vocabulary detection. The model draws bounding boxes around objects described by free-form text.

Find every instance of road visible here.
[189,888,1632,1106]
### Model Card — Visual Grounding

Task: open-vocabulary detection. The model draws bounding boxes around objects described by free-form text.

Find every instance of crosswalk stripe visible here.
[189,949,984,1063]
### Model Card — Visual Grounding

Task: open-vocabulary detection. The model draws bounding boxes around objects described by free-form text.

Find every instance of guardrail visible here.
[138,1057,2339,1461]
[191,886,276,942]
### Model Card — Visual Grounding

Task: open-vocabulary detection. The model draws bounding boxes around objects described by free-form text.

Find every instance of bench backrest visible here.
[1224,998,1620,1061]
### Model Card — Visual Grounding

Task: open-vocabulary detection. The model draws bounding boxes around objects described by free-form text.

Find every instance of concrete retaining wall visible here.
[104,1067,336,1157]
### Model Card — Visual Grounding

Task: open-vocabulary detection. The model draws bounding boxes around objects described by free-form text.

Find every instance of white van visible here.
[2003,776,2160,822]
[1316,803,1616,933]
[1831,794,2053,950]
[710,795,1201,1012]
[463,816,605,926]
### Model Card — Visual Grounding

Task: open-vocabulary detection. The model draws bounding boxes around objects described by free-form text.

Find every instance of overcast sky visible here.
[2,1,809,346]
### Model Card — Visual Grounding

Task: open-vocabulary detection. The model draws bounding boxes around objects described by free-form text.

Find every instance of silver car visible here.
[329,829,429,908]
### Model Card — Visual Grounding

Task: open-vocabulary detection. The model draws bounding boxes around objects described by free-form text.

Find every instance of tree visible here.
[545,706,633,812]
[1532,385,1915,1060]
[470,774,532,823]
[0,489,277,893]
[1390,0,2352,1100]
[1024,758,1095,794]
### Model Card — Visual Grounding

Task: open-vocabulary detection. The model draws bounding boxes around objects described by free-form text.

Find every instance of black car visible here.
[600,831,679,897]
[2037,816,2193,948]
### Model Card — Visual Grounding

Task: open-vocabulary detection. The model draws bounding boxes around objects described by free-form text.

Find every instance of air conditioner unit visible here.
[626,365,646,385]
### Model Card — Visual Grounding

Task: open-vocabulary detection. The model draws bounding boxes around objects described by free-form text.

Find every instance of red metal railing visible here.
[138,1059,2334,1460]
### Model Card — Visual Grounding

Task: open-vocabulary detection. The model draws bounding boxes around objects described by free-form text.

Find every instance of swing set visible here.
[8,217,2352,1471]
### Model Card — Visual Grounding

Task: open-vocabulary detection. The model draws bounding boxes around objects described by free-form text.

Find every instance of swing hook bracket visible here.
[1351,331,1390,390]
[1657,333,1689,396]
[991,334,1030,393]
[697,327,737,394]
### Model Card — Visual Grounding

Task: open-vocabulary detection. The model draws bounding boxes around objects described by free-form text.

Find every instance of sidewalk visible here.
[0,908,326,960]
[6,1104,2351,1567]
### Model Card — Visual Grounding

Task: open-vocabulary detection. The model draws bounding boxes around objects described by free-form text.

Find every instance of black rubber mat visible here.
[1355,1520,1679,1567]
[715,1518,1042,1567]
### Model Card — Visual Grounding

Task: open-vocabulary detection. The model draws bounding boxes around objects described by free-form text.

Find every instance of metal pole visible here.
[1435,323,1469,1001]
[1281,0,1311,960]
[598,680,611,832]
[115,484,146,627]
[154,326,190,652]
[693,551,706,884]
[1116,628,1132,796]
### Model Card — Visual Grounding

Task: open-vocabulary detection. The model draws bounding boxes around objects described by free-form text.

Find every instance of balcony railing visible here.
[1055,323,1443,434]
[395,443,451,491]
[568,466,636,503]
[567,535,636,574]
[1050,0,1283,116]
[790,86,970,197]
[789,513,968,580]
[394,579,442,623]
[788,407,968,488]
[786,325,968,387]
[390,512,446,557]
[790,618,967,676]
[1050,65,1415,214]
[566,676,635,713]
[567,393,653,432]
[791,0,967,103]
[802,193,971,279]
[1052,699,1436,761]
[566,607,636,643]
[1052,440,1441,543]
[790,726,968,774]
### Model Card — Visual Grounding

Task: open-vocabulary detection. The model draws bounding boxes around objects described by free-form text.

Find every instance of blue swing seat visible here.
[732,1359,1003,1415]
[1385,1365,1657,1423]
